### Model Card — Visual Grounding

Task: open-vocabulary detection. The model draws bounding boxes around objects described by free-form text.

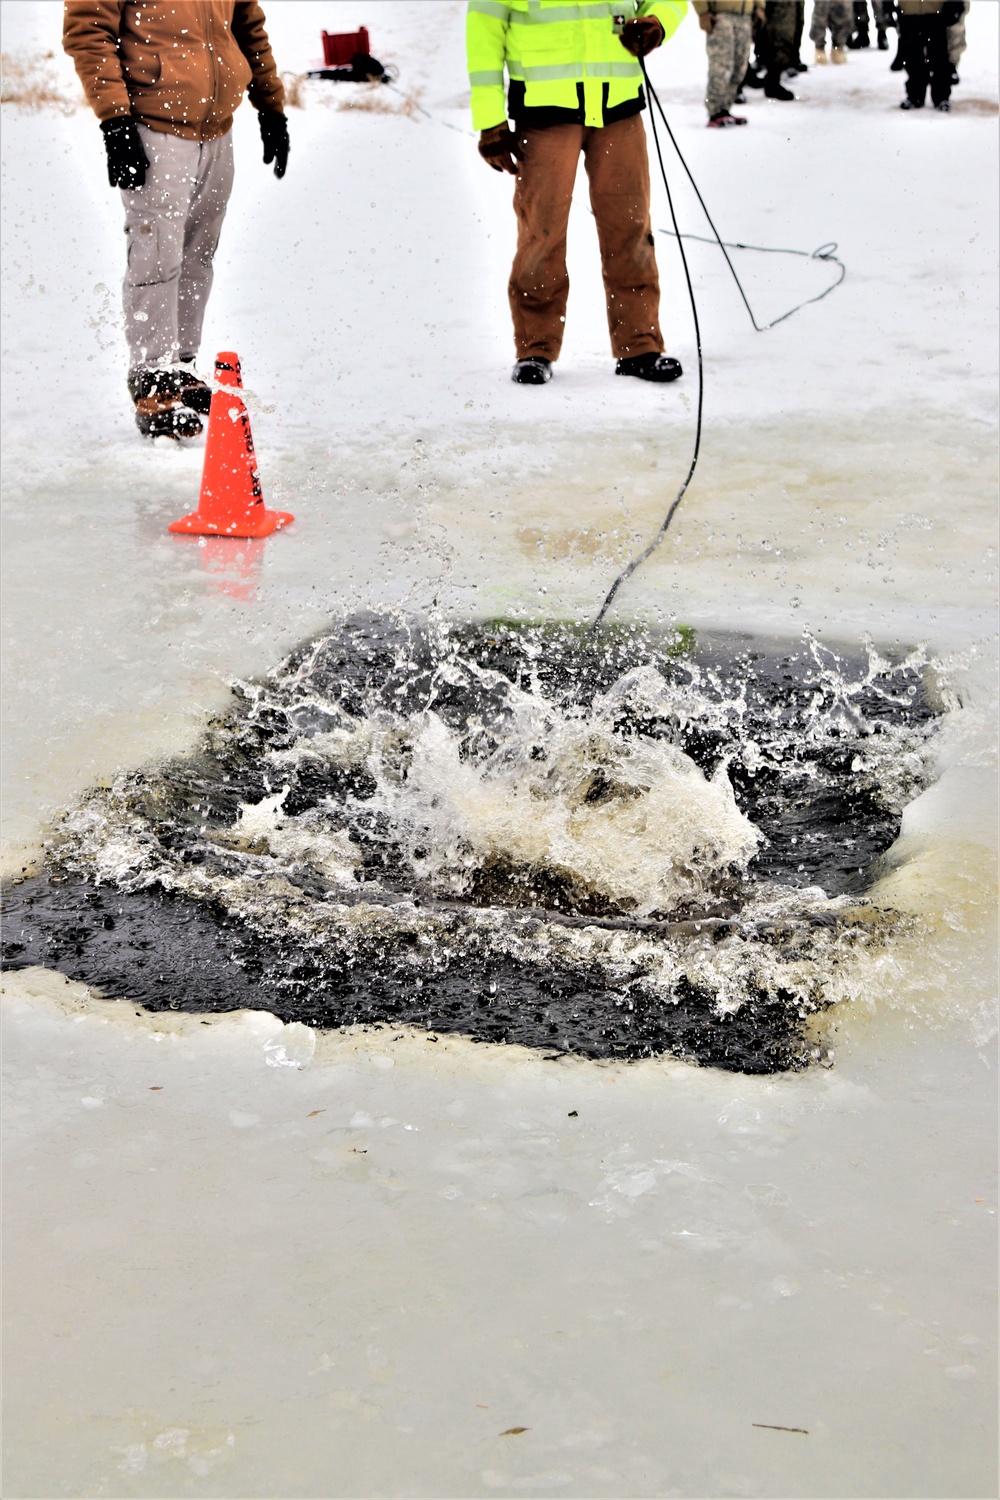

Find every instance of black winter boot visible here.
[176,359,214,414]
[512,357,552,385]
[764,72,796,100]
[615,352,683,383]
[128,368,204,439]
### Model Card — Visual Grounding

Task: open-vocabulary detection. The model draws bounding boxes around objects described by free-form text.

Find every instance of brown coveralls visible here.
[510,114,662,363]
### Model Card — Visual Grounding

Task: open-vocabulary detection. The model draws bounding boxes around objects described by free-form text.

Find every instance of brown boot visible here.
[127,368,203,439]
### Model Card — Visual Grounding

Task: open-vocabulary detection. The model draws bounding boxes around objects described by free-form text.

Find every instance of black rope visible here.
[593,61,702,629]
[658,229,845,328]
[648,76,845,330]
[593,65,845,627]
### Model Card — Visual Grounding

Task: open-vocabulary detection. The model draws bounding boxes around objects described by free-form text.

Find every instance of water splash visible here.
[4,615,942,1071]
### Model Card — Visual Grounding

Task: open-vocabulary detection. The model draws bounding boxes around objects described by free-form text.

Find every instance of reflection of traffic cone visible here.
[195,535,266,601]
[168,352,294,538]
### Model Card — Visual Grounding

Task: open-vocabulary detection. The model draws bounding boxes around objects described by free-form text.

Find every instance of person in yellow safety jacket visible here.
[467,0,688,385]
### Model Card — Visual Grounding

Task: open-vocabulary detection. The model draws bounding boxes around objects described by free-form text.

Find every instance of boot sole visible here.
[615,366,683,384]
[135,411,203,440]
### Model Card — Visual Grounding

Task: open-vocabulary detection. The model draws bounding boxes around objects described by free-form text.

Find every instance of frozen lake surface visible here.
[2,2,997,1496]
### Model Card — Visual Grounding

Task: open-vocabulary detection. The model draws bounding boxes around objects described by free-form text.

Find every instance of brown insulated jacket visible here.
[63,1,284,140]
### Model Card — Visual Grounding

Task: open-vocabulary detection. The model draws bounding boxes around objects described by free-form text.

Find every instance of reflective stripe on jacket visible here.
[466,0,688,131]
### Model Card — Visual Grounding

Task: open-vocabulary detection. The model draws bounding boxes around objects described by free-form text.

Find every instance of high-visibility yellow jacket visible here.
[467,0,688,131]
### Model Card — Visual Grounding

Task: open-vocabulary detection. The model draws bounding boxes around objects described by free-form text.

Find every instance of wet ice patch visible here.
[3,614,942,1072]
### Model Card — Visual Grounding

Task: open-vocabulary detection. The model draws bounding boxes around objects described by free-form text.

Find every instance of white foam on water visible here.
[326,664,760,915]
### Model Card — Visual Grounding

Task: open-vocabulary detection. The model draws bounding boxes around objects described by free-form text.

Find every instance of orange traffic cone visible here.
[168,352,294,538]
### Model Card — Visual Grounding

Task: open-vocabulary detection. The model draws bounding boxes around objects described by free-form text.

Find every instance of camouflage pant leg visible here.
[763,1,799,74]
[705,12,754,117]
[851,2,888,39]
[809,0,853,47]
[947,1,969,67]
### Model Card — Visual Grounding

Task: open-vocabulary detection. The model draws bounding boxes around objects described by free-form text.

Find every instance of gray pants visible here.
[947,0,969,68]
[810,0,853,48]
[122,125,234,370]
[705,12,754,117]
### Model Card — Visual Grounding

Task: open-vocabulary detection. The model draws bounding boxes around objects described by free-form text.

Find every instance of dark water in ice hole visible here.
[2,615,939,1072]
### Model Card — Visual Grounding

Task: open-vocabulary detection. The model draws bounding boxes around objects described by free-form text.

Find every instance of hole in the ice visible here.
[2,614,943,1073]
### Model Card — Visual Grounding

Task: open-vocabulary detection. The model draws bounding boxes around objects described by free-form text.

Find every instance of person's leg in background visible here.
[705,12,749,123]
[764,1,798,95]
[122,127,206,436]
[872,0,891,50]
[848,0,871,48]
[946,0,969,84]
[828,0,854,60]
[810,0,833,60]
[791,1,807,67]
[926,10,952,106]
[176,130,235,399]
[899,13,930,106]
[583,115,662,360]
[508,124,584,373]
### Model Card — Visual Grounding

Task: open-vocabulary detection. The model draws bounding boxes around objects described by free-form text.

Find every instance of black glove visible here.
[258,109,289,179]
[620,16,664,57]
[940,1,965,25]
[100,117,149,190]
[478,123,524,175]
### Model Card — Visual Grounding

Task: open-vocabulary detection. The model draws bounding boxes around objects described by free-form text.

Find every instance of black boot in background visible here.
[764,71,795,100]
[848,1,870,47]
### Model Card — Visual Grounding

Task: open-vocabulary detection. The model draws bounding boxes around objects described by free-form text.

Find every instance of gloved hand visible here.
[940,0,965,24]
[698,11,716,33]
[100,118,149,190]
[478,123,524,175]
[620,16,665,54]
[258,109,290,178]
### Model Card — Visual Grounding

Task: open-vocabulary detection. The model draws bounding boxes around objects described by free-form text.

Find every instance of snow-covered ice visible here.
[1,2,997,1496]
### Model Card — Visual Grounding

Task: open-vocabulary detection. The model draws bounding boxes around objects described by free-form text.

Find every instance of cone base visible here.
[168,508,294,539]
